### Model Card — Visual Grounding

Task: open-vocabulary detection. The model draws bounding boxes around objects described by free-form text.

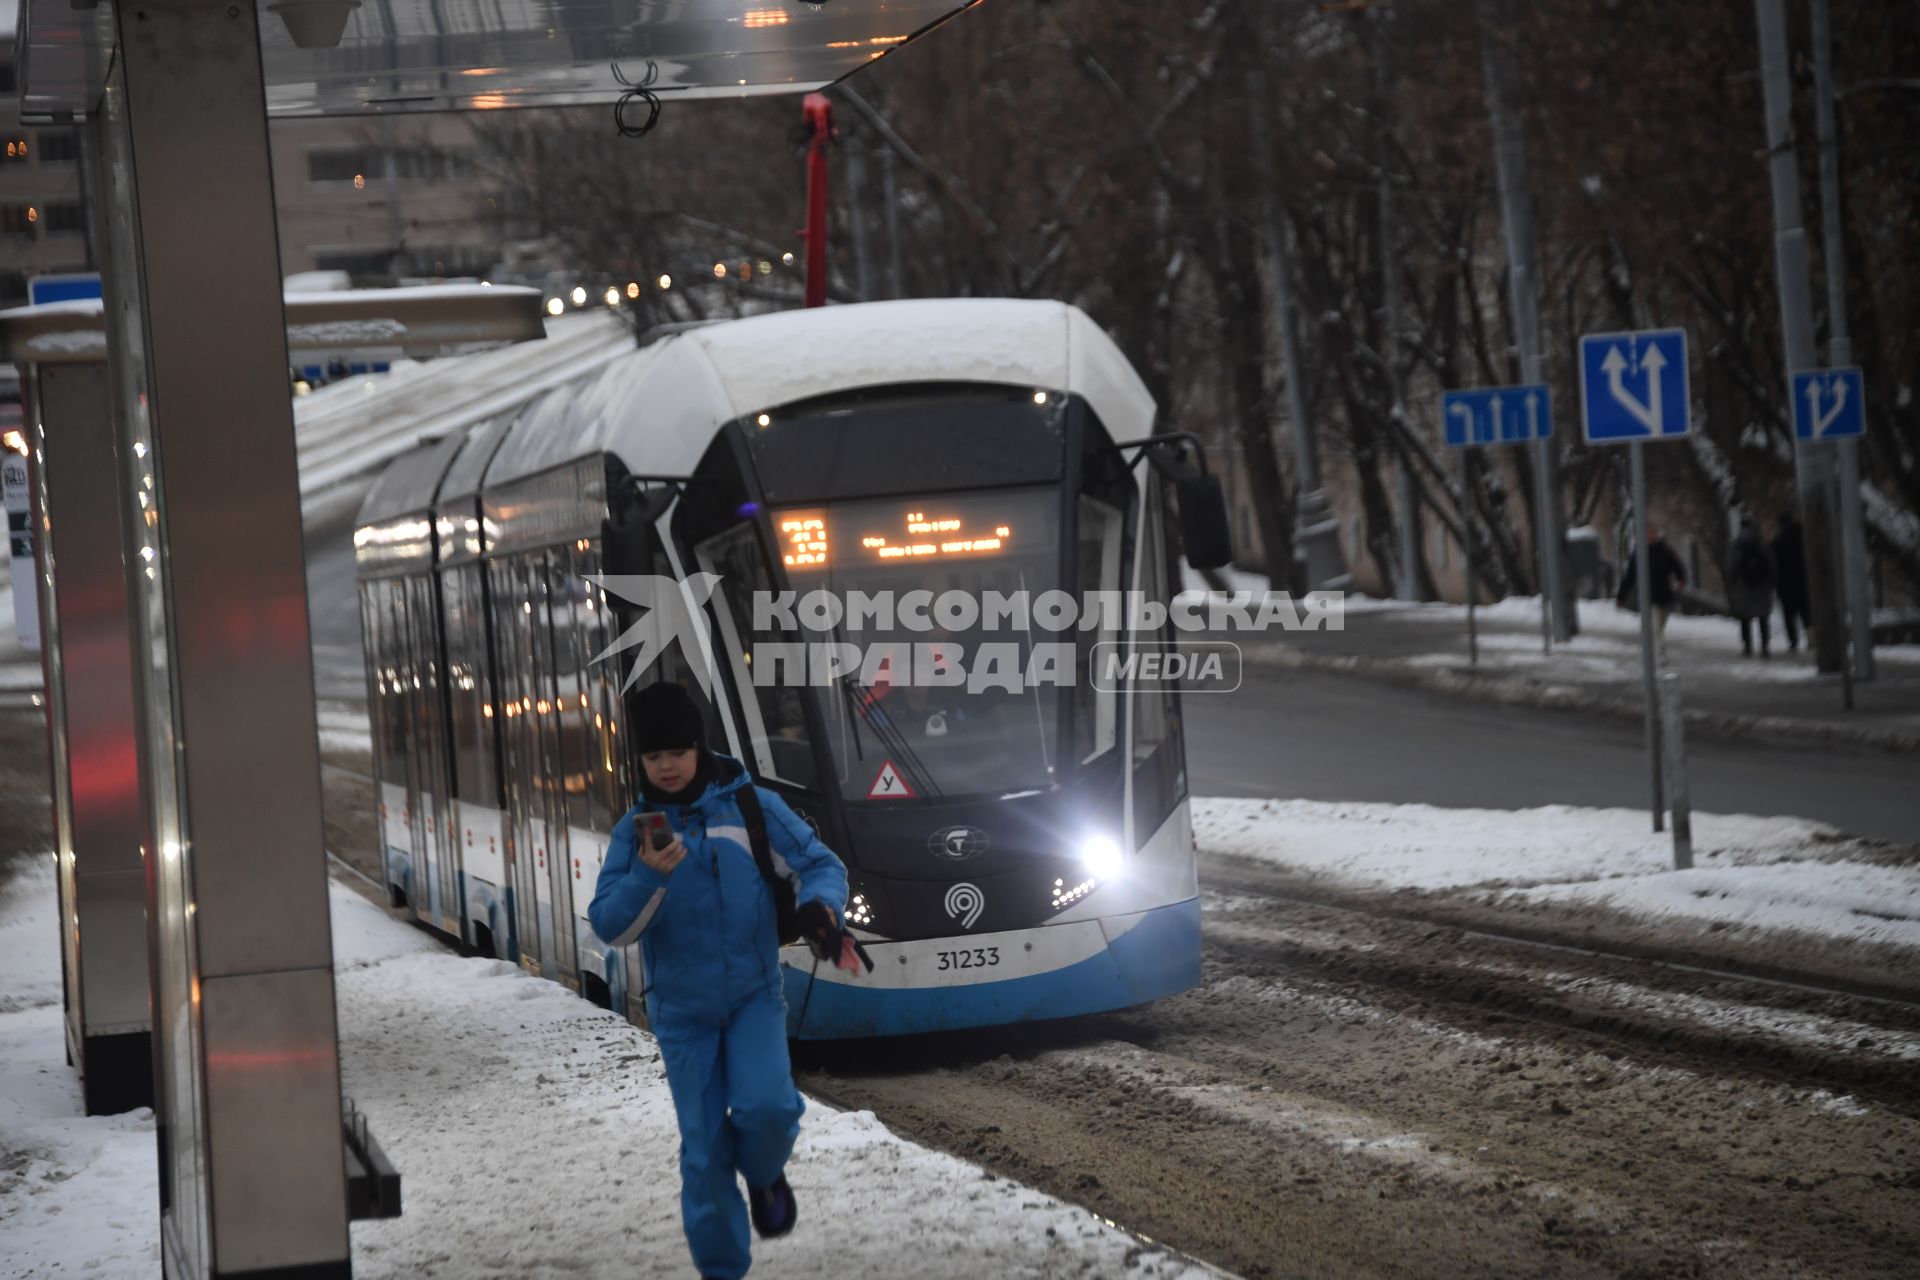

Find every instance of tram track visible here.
[793,880,1920,1279]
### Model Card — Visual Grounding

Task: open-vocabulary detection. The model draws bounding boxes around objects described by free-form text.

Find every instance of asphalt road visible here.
[1184,664,1920,846]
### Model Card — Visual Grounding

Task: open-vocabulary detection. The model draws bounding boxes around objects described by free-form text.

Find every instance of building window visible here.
[2,138,28,163]
[35,131,80,164]
[2,205,38,239]
[44,202,84,235]
[308,148,375,184]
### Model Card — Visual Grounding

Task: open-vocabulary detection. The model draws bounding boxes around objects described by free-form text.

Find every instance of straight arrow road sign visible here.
[1442,384,1551,448]
[1580,329,1690,444]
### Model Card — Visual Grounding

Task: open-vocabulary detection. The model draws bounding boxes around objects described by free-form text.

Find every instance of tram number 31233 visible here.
[936,947,1002,972]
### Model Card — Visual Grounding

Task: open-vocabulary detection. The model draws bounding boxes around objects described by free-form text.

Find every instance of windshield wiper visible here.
[838,673,942,800]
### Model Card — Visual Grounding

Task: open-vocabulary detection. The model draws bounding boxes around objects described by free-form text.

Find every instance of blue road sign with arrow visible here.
[1579,328,1690,444]
[1791,367,1864,441]
[1442,384,1551,448]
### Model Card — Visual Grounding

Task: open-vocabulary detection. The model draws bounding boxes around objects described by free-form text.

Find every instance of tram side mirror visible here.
[1176,472,1233,571]
[602,483,681,575]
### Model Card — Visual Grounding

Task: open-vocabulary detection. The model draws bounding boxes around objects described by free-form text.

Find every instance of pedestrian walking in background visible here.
[1773,510,1811,653]
[589,681,868,1280]
[1726,516,1777,657]
[1616,526,1687,641]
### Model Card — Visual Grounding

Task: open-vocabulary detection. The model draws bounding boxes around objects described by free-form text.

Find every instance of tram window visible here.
[696,521,816,789]
[444,565,498,804]
[574,545,623,830]
[548,547,594,832]
[1074,494,1124,764]
[377,582,411,766]
[1130,492,1186,837]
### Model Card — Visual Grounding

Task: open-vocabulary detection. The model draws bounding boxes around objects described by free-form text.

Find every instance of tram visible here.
[353,298,1229,1037]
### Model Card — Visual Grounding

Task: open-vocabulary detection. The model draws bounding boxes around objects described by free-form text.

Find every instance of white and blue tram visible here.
[353,299,1225,1038]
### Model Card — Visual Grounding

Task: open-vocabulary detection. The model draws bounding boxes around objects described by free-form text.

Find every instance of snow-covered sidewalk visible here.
[0,860,1223,1280]
[1267,593,1920,752]
[1195,797,1920,957]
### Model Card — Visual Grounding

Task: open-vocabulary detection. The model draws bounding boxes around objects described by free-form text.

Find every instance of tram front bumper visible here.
[779,896,1202,1039]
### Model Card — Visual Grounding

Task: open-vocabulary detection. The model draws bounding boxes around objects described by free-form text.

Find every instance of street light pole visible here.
[1754,0,1846,677]
[1478,0,1572,647]
[1810,0,1875,681]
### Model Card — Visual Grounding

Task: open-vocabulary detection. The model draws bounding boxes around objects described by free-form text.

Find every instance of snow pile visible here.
[1,868,1223,1280]
[1194,797,1920,951]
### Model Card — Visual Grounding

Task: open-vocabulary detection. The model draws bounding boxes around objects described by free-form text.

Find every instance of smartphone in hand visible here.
[640,811,671,853]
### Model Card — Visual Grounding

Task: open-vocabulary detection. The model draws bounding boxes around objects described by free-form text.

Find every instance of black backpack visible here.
[735,785,802,946]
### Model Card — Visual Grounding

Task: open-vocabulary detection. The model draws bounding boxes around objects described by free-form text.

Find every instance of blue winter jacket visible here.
[587,753,848,1026]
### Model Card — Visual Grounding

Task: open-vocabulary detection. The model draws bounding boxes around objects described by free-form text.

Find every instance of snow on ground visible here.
[1339,594,1920,683]
[0,857,164,1277]
[316,702,373,756]
[1194,797,1920,952]
[0,865,1224,1280]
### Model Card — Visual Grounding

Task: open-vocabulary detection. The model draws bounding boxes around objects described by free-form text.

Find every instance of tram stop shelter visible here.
[5,1,979,1274]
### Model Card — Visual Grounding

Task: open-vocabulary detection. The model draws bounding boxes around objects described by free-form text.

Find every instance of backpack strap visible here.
[735,783,774,882]
[734,784,800,943]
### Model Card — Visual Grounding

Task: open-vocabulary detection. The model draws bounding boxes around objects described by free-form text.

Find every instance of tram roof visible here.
[356,427,470,525]
[483,298,1158,492]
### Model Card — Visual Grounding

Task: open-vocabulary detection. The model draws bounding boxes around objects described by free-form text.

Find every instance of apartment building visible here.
[0,62,91,307]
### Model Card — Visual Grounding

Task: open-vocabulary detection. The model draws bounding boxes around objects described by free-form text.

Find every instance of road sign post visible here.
[1630,441,1663,832]
[1659,671,1693,870]
[1441,383,1551,667]
[1793,366,1868,707]
[1581,329,1691,833]
[1462,450,1478,666]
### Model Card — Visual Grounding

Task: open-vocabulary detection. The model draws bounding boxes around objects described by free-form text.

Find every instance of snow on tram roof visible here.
[483,299,1156,490]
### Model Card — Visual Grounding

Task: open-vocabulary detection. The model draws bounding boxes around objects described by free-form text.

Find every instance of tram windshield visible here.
[773,486,1091,802]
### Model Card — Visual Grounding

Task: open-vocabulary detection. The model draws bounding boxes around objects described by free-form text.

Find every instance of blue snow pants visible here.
[655,984,805,1279]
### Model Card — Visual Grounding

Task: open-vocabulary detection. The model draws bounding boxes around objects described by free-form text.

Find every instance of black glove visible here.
[795,900,875,974]
[795,900,839,959]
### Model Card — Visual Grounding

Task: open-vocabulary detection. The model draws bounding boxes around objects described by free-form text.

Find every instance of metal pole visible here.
[27,359,153,1115]
[880,146,904,301]
[1632,441,1664,831]
[1478,0,1571,647]
[381,115,405,274]
[1462,449,1478,666]
[97,8,352,1271]
[1246,67,1348,590]
[845,145,873,303]
[1376,14,1420,602]
[1658,671,1693,869]
[1755,0,1846,678]
[801,94,833,309]
[1810,0,1875,682]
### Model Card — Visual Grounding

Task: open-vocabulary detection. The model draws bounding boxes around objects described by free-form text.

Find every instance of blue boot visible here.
[747,1174,797,1240]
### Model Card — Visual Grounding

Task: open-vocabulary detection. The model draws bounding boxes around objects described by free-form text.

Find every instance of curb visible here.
[1239,644,1920,756]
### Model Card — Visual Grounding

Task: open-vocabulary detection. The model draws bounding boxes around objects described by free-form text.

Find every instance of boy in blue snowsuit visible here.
[589,681,859,1280]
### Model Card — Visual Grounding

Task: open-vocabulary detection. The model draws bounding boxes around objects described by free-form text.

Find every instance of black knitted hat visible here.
[631,681,706,754]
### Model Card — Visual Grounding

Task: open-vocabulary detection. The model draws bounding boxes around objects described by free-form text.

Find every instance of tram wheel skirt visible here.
[782,897,1202,1040]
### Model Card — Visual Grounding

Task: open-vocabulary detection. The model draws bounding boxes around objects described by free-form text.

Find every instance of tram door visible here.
[365,580,416,906]
[527,552,579,987]
[381,580,427,910]
[494,555,548,978]
[491,553,579,988]
[408,574,460,935]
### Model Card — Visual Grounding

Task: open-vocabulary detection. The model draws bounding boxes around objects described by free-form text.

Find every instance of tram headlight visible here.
[1078,833,1123,880]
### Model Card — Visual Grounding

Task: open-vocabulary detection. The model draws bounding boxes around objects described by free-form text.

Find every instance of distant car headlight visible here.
[1078,834,1123,880]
